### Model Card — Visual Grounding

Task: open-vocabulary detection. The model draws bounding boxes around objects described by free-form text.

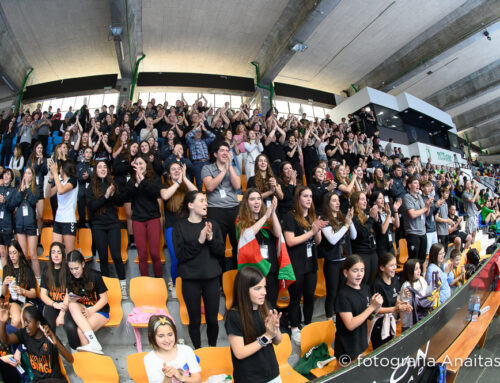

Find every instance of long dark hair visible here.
[400,259,420,285]
[90,160,118,215]
[67,250,92,293]
[182,190,202,215]
[321,192,345,230]
[429,243,444,266]
[4,240,33,288]
[229,266,269,343]
[133,155,155,182]
[43,242,67,291]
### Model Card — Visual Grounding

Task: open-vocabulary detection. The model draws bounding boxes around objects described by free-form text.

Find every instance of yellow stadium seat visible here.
[129,277,169,328]
[222,270,238,311]
[102,277,123,327]
[274,334,308,382]
[126,352,148,383]
[301,320,337,377]
[38,227,53,262]
[72,352,119,383]
[194,346,232,382]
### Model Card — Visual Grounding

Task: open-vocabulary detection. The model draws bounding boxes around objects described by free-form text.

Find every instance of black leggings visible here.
[323,260,345,318]
[207,206,239,271]
[371,320,394,350]
[360,251,378,285]
[182,277,220,349]
[77,192,87,226]
[43,306,80,349]
[92,227,125,280]
[288,270,317,328]
[266,272,279,309]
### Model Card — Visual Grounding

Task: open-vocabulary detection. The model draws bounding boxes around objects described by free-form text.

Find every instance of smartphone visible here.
[68,292,82,300]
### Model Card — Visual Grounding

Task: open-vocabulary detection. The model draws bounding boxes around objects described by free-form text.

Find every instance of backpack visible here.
[466,248,480,266]
[408,275,440,323]
[417,363,447,383]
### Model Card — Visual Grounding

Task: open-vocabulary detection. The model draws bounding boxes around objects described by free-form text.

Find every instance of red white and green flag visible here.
[237,225,295,291]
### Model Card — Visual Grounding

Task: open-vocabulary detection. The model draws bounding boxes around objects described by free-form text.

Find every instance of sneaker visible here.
[120,283,128,300]
[128,242,136,250]
[291,329,301,345]
[77,343,104,355]
[167,278,173,292]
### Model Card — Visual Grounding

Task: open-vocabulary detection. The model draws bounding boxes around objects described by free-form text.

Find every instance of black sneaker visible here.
[128,242,136,249]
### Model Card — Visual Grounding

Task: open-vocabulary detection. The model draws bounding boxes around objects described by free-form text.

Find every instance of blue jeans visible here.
[193,160,209,191]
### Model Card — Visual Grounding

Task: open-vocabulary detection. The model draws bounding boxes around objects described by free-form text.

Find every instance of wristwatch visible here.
[257,335,271,347]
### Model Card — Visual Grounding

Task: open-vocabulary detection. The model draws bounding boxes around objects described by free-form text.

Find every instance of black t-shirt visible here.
[284,146,300,168]
[67,269,109,313]
[325,144,342,163]
[372,276,399,309]
[302,144,319,170]
[225,309,279,383]
[3,266,36,305]
[282,212,317,275]
[41,268,66,303]
[15,328,66,382]
[277,181,295,218]
[264,141,284,163]
[335,284,371,359]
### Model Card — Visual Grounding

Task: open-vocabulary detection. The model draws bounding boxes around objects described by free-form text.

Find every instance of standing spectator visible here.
[277,161,297,219]
[186,122,216,190]
[243,131,263,179]
[0,169,15,266]
[402,176,433,263]
[202,142,241,270]
[8,146,24,182]
[76,147,93,228]
[17,115,33,164]
[421,181,439,254]
[246,154,283,205]
[435,186,451,249]
[0,119,16,166]
[173,191,224,349]
[283,186,327,345]
[462,180,480,244]
[26,142,48,242]
[285,135,302,184]
[127,156,162,277]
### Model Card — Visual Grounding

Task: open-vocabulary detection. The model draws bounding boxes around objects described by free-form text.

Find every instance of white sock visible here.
[84,331,101,349]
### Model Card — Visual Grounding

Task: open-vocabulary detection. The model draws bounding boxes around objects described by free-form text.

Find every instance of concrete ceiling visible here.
[0,0,499,152]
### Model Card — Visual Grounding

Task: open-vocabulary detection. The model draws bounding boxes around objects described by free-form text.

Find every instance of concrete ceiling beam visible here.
[454,96,500,131]
[354,0,500,93]
[0,2,32,92]
[253,0,341,86]
[425,59,500,111]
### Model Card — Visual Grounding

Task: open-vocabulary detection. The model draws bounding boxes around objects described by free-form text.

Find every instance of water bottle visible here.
[471,296,481,322]
[466,296,474,321]
[9,281,18,301]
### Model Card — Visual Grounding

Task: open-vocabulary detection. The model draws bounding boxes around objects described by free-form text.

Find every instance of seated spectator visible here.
[425,243,452,304]
[399,259,430,331]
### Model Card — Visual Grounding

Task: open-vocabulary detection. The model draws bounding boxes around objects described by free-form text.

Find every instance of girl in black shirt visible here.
[334,164,356,215]
[309,166,336,216]
[1,241,37,328]
[173,191,224,349]
[246,154,283,204]
[371,192,401,257]
[225,266,282,383]
[0,305,73,383]
[350,191,379,284]
[283,186,327,345]
[26,141,47,240]
[335,255,382,365]
[112,141,139,248]
[66,250,109,354]
[320,193,356,320]
[236,190,281,308]
[284,135,302,183]
[277,161,296,219]
[370,253,412,349]
[86,160,128,297]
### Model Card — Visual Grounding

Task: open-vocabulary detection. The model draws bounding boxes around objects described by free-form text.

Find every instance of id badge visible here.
[388,232,393,242]
[0,211,3,220]
[219,189,227,198]
[260,244,269,259]
[22,205,29,217]
[126,175,131,182]
[36,177,39,185]
[306,244,313,258]
[18,295,26,304]
[266,200,271,208]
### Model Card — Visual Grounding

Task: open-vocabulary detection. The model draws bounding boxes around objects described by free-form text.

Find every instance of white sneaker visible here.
[291,329,301,345]
[77,343,104,355]
[120,283,128,300]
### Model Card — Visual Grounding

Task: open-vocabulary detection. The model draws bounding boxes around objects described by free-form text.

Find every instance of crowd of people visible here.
[0,97,498,382]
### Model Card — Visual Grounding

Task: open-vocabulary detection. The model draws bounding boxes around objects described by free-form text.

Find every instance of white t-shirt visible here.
[144,345,201,383]
[55,177,78,223]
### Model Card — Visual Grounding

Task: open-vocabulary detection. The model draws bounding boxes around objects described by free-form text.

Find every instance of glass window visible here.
[49,98,63,111]
[42,100,52,113]
[183,93,198,106]
[88,94,103,109]
[231,95,242,109]
[61,97,76,113]
[166,92,181,106]
[149,92,166,104]
[74,96,88,111]
[103,93,119,108]
[138,92,149,103]
[275,100,289,115]
[301,104,313,117]
[202,93,214,107]
[215,94,231,108]
[313,106,325,119]
[289,102,300,114]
